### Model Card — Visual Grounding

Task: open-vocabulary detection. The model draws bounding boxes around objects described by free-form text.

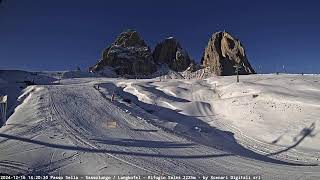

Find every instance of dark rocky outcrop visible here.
[153,37,191,71]
[91,30,255,77]
[90,30,156,76]
[201,31,255,75]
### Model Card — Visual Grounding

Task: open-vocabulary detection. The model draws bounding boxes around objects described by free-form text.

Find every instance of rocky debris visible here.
[201,31,255,75]
[90,30,156,76]
[181,67,214,79]
[153,37,191,71]
[149,64,214,80]
[185,61,201,72]
[150,64,184,79]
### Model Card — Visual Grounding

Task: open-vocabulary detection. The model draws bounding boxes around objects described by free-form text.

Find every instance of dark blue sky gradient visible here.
[1,0,320,73]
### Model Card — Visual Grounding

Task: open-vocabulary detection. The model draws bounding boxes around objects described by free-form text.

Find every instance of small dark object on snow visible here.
[146,109,155,114]
[252,94,259,98]
[122,98,131,104]
[111,93,115,102]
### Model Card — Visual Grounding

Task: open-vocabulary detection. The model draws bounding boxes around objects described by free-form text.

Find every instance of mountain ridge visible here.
[90,30,255,77]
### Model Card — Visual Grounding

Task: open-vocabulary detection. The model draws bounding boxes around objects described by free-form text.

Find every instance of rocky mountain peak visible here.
[90,30,156,76]
[201,31,255,75]
[113,30,147,48]
[90,30,255,77]
[153,37,191,71]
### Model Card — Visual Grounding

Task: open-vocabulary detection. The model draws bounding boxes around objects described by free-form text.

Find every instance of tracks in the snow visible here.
[48,85,157,174]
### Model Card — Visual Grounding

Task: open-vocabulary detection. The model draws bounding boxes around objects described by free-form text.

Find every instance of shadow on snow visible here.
[0,133,233,159]
[98,82,318,167]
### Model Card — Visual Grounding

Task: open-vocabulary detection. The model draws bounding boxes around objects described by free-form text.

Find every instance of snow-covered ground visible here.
[0,72,319,179]
[0,70,56,125]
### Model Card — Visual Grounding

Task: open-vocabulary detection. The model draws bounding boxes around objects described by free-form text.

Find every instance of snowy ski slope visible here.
[0,72,319,179]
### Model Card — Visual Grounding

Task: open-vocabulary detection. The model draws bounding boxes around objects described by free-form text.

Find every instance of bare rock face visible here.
[201,31,255,75]
[90,30,156,75]
[153,37,191,71]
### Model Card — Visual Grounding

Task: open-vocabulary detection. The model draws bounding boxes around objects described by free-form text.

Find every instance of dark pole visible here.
[234,64,241,83]
[237,70,239,83]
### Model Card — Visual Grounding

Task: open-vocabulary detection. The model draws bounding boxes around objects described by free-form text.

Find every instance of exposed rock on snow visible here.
[61,70,97,79]
[151,64,185,79]
[153,37,191,71]
[90,30,156,76]
[150,65,214,80]
[181,66,214,79]
[201,31,255,75]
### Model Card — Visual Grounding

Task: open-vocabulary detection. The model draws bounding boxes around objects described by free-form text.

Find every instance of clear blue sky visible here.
[1,0,320,73]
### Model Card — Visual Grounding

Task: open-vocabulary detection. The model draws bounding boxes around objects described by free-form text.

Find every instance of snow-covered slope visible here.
[207,75,320,152]
[0,73,319,179]
[0,70,56,125]
[111,75,320,163]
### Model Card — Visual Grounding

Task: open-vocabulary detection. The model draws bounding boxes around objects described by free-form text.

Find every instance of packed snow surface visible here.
[0,73,319,179]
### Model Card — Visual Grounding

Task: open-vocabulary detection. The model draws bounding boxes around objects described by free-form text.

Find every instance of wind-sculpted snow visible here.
[0,74,319,179]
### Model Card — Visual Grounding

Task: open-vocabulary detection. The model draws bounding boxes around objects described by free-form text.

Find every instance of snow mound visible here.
[0,70,56,84]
